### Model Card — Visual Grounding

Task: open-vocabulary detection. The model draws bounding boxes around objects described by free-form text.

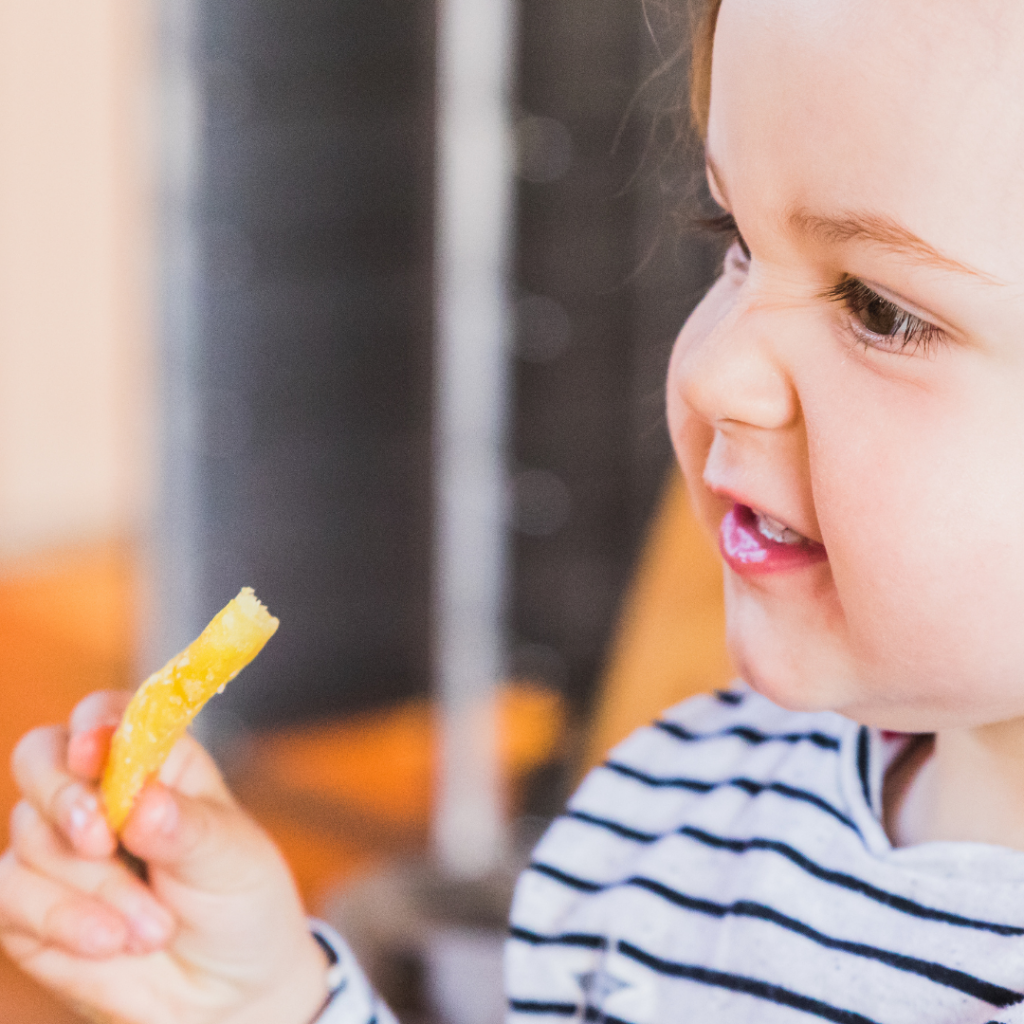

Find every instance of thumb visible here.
[120,781,277,894]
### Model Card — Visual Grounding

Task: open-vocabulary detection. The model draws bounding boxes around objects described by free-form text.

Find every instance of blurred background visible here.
[0,0,731,1019]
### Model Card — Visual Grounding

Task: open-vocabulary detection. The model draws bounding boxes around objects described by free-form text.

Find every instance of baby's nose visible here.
[670,287,798,433]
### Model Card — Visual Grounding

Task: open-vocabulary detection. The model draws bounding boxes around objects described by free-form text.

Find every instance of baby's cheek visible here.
[830,507,1024,728]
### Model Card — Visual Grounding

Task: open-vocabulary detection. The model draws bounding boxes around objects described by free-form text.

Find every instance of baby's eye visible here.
[825,276,942,355]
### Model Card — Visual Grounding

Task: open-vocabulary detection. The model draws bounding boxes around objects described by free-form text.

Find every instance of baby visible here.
[6,0,1024,1020]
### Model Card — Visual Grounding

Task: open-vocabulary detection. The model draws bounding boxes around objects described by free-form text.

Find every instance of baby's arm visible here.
[0,690,330,1024]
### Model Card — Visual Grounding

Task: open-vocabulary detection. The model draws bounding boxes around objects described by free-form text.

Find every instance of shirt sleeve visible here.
[308,918,400,1024]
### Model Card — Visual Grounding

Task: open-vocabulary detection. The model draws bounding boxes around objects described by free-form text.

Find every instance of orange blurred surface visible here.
[246,684,565,830]
[0,543,137,1021]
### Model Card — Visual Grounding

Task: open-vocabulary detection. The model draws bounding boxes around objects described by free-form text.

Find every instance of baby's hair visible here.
[688,0,722,139]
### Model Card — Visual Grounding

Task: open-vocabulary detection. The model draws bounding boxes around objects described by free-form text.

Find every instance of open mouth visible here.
[719,504,827,575]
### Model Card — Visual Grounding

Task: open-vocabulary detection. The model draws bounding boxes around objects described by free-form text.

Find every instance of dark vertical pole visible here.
[156,0,437,733]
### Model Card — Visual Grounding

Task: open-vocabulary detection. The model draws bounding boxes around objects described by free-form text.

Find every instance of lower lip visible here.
[719,504,828,576]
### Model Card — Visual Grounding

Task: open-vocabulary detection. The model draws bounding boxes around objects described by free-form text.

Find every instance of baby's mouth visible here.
[718,503,827,576]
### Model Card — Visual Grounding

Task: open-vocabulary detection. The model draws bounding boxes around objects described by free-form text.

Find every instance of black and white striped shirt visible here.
[506,688,1024,1024]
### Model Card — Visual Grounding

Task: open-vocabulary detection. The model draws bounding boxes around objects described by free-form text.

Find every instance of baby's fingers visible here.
[0,849,128,959]
[68,690,130,737]
[67,690,131,780]
[9,801,175,954]
[12,726,116,859]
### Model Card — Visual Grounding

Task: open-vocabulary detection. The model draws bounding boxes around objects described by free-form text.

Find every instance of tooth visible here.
[756,512,804,545]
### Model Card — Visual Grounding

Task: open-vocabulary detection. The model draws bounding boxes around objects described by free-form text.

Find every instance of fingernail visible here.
[129,910,172,949]
[68,790,99,837]
[67,789,115,854]
[137,788,178,837]
[81,916,124,956]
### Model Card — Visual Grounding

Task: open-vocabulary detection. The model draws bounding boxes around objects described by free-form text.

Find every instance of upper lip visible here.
[705,482,823,545]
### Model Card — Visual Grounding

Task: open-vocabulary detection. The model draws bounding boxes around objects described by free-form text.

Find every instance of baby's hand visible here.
[0,691,329,1024]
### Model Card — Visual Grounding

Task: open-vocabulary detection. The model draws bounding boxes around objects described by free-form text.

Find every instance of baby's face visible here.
[667,0,1024,730]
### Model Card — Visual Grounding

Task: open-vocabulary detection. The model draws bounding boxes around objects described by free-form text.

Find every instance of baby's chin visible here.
[732,656,850,717]
[740,642,1024,734]
[736,662,930,731]
[838,679,1024,735]
[734,631,941,728]
[724,575,861,715]
[721,573,1024,731]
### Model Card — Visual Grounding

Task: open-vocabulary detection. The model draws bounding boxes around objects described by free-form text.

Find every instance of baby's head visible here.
[668,0,1024,732]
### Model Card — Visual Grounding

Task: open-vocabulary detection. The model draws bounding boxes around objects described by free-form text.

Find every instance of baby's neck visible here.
[888,720,1024,851]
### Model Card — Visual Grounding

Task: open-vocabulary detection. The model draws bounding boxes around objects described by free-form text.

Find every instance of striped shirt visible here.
[505,688,1024,1024]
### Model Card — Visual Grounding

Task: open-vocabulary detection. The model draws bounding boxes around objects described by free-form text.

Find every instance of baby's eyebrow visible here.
[788,207,1001,284]
[707,150,1000,285]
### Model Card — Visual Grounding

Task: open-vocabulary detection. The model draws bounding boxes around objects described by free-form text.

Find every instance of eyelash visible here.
[823,276,942,356]
[696,212,943,356]
[696,211,751,260]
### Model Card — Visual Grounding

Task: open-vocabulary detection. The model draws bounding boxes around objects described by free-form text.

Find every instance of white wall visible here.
[0,0,151,561]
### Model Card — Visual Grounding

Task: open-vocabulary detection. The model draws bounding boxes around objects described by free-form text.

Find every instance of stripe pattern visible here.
[310,919,400,1024]
[506,689,1024,1024]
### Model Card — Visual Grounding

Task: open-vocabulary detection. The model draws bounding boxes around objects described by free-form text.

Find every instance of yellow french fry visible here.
[100,587,279,831]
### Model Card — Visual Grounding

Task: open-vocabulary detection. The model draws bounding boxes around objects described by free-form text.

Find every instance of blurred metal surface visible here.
[153,0,203,670]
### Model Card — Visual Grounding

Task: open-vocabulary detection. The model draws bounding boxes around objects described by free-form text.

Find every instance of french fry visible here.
[100,587,279,832]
